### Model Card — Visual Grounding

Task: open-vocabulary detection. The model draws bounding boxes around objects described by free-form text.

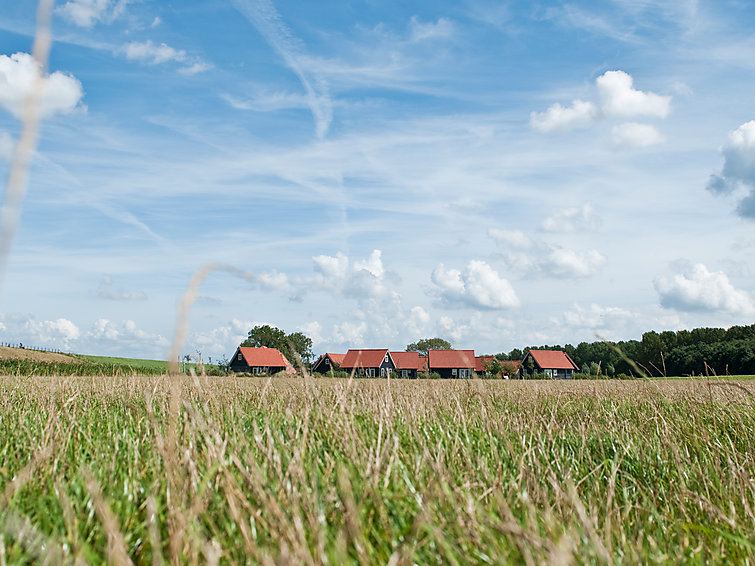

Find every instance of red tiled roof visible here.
[341,349,390,368]
[527,350,579,370]
[428,349,476,369]
[326,353,346,365]
[238,347,292,368]
[390,351,421,370]
[419,356,429,372]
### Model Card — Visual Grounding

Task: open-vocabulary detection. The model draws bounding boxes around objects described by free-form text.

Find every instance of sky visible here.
[1,0,754,362]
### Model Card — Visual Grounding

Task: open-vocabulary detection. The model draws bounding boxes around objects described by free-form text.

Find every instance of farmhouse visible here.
[428,349,476,379]
[390,351,423,378]
[520,349,579,379]
[229,346,294,375]
[341,349,396,377]
[311,352,346,374]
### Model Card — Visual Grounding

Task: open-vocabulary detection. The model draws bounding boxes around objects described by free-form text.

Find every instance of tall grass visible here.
[1,376,753,564]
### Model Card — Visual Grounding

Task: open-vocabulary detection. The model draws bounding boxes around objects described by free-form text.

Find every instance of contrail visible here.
[0,0,54,296]
[231,0,333,139]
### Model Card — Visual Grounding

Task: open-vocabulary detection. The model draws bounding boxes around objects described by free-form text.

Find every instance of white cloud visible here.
[706,120,755,218]
[431,260,519,310]
[489,232,606,279]
[122,41,187,65]
[86,319,170,358]
[409,16,454,42]
[655,263,755,314]
[563,303,636,329]
[230,0,333,138]
[0,52,85,119]
[354,249,384,278]
[56,0,127,28]
[530,99,598,132]
[189,319,255,358]
[531,71,671,141]
[24,318,81,346]
[331,320,367,345]
[178,62,212,76]
[541,203,601,232]
[544,249,606,278]
[611,122,664,148]
[487,229,534,250]
[97,275,147,301]
[597,70,671,119]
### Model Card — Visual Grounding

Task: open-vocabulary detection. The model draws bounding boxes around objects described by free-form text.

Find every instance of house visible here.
[390,351,423,379]
[229,346,295,375]
[428,349,476,379]
[341,349,395,377]
[520,350,579,379]
[311,353,346,374]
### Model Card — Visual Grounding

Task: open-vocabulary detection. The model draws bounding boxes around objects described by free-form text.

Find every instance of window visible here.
[401,369,409,378]
[380,368,386,377]
[324,358,330,365]
[237,353,242,361]
[384,355,388,363]
[460,369,471,379]
[367,368,376,377]
[452,368,457,376]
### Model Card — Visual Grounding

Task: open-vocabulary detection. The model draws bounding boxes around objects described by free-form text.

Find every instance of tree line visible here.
[493,324,755,377]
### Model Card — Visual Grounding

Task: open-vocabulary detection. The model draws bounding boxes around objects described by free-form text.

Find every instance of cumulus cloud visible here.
[87,319,170,357]
[0,52,85,119]
[596,70,671,118]
[488,230,606,279]
[25,318,81,346]
[56,0,127,28]
[541,203,601,232]
[655,263,755,314]
[706,120,755,219]
[531,70,670,142]
[530,99,599,132]
[611,122,664,148]
[97,275,147,301]
[310,249,391,300]
[431,260,519,310]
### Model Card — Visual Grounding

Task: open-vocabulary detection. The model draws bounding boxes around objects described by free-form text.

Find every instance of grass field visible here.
[0,375,753,564]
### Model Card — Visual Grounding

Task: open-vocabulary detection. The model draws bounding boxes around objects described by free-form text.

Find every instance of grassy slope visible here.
[77,354,171,372]
[0,377,753,564]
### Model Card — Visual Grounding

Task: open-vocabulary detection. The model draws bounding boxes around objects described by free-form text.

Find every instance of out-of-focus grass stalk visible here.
[0,0,54,295]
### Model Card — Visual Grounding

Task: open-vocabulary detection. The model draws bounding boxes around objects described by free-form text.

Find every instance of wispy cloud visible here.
[230,0,333,138]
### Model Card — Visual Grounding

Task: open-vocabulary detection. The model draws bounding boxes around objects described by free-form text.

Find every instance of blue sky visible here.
[1,0,754,361]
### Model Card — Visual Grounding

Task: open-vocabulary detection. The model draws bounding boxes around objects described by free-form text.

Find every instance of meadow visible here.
[0,375,753,565]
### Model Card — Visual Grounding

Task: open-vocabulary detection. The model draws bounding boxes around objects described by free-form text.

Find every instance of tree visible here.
[406,337,452,357]
[241,325,313,366]
[484,358,502,378]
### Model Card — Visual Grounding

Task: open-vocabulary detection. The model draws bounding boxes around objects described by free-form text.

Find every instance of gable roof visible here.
[428,349,476,369]
[527,350,579,370]
[324,353,346,365]
[238,347,292,368]
[341,349,390,368]
[390,351,421,370]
